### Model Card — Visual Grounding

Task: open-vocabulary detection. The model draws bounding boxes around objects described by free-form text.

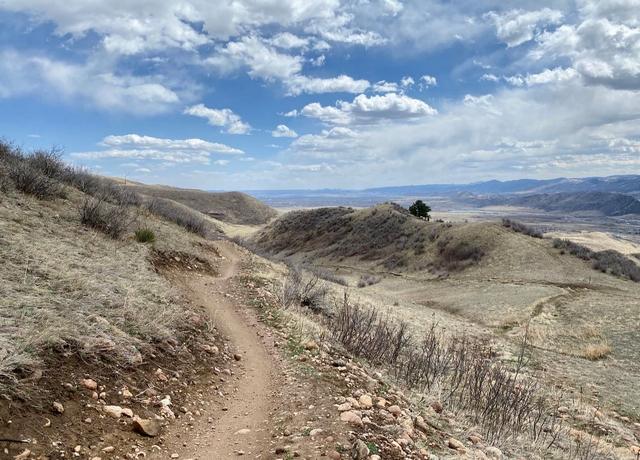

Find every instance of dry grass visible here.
[0,142,219,396]
[122,183,277,225]
[580,342,612,361]
[147,197,219,238]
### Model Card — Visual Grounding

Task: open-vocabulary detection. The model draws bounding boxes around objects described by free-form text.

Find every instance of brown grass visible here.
[581,342,612,361]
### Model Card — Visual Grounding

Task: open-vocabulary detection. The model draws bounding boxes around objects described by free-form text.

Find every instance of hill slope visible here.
[250,203,501,272]
[124,183,278,225]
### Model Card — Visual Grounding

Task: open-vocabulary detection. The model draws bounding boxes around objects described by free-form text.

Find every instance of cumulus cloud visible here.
[0,0,342,54]
[0,50,180,114]
[268,32,310,49]
[72,134,243,165]
[486,8,563,47]
[299,92,437,125]
[285,74,370,95]
[372,80,399,93]
[184,104,251,134]
[272,124,298,138]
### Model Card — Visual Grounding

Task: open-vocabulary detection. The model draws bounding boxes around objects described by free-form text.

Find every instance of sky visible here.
[1,0,640,190]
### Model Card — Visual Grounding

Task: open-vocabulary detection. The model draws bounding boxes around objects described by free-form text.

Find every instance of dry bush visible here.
[502,218,543,238]
[7,160,64,199]
[327,296,561,446]
[554,239,640,282]
[26,148,67,180]
[147,197,213,238]
[281,267,329,314]
[306,266,349,286]
[581,342,612,361]
[435,236,485,271]
[79,197,132,239]
[331,293,410,365]
[357,274,381,288]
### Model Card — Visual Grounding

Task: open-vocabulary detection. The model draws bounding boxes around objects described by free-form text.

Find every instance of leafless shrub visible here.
[147,197,212,237]
[357,274,382,288]
[326,296,563,446]
[554,239,640,281]
[7,160,64,199]
[281,267,329,313]
[330,293,410,365]
[26,148,67,180]
[79,197,131,239]
[435,236,485,271]
[306,266,349,286]
[502,218,543,238]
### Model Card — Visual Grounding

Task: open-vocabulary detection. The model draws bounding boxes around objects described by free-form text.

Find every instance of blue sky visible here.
[1,0,640,190]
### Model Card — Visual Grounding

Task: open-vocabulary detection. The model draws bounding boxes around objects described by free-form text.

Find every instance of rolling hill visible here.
[124,183,278,225]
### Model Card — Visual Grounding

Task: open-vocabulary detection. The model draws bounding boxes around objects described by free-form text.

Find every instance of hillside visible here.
[123,183,277,225]
[249,202,506,273]
[461,191,640,216]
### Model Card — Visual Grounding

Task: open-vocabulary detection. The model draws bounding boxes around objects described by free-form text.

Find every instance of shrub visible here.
[79,197,131,239]
[7,160,64,199]
[135,228,156,243]
[306,266,349,286]
[147,198,211,237]
[281,267,329,313]
[26,149,66,180]
[357,274,381,288]
[502,218,543,238]
[436,236,484,271]
[554,239,640,282]
[581,342,611,361]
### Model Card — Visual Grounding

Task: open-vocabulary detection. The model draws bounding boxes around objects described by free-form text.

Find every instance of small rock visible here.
[485,446,503,459]
[121,387,133,398]
[326,450,341,460]
[235,428,251,435]
[121,408,134,418]
[102,446,115,453]
[352,440,369,459]
[52,401,64,414]
[431,401,443,413]
[14,449,31,460]
[155,368,168,382]
[340,410,363,427]
[337,402,352,412]
[233,353,242,361]
[81,378,98,390]
[448,438,466,452]
[358,394,373,409]
[132,416,161,437]
[303,340,318,350]
[103,405,123,418]
[171,454,179,458]
[309,428,323,437]
[388,405,402,416]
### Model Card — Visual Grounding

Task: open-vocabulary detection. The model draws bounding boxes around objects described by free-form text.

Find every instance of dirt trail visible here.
[171,241,279,458]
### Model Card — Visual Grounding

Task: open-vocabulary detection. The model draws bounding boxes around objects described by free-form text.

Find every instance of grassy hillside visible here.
[122,183,278,225]
[0,142,221,396]
[249,202,499,273]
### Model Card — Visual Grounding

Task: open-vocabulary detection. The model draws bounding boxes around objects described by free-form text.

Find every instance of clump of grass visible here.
[435,236,485,271]
[135,228,156,243]
[502,218,543,238]
[581,342,612,361]
[357,274,381,288]
[79,197,131,239]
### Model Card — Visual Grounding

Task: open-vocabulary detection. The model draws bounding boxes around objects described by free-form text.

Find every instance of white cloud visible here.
[184,104,251,134]
[300,92,437,125]
[486,8,563,47]
[400,76,415,87]
[0,50,180,114]
[1,0,342,54]
[285,74,370,95]
[206,35,302,81]
[420,75,437,88]
[269,32,310,49]
[372,80,399,93]
[272,124,298,138]
[72,134,243,165]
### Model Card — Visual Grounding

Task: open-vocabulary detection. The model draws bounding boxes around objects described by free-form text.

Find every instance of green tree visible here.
[409,200,431,221]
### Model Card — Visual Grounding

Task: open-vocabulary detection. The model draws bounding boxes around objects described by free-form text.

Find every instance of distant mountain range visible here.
[459,191,640,217]
[246,175,640,210]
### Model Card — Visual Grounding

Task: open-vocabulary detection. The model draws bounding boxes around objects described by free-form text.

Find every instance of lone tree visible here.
[409,200,431,221]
